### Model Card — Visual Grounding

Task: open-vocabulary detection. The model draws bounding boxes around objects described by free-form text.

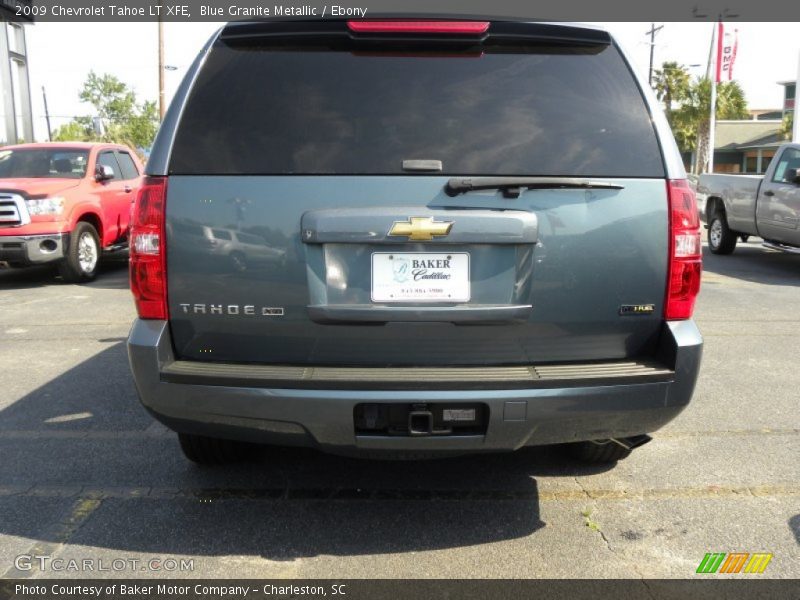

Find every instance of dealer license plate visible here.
[371,252,470,303]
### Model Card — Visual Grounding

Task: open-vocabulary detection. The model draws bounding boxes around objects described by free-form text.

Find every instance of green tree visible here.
[652,62,749,172]
[677,78,748,173]
[79,71,137,122]
[780,112,794,140]
[52,71,158,153]
[652,61,691,121]
[121,100,159,149]
[52,119,94,142]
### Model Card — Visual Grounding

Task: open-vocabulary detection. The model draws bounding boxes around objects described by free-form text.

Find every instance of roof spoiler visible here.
[219,20,612,47]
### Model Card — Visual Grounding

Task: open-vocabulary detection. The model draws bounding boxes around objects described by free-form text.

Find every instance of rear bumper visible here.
[127,320,702,456]
[0,232,68,265]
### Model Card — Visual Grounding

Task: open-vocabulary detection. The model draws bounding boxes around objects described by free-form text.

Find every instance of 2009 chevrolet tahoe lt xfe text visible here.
[127,19,703,465]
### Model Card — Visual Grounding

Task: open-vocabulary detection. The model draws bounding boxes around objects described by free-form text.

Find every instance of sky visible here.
[21,21,800,142]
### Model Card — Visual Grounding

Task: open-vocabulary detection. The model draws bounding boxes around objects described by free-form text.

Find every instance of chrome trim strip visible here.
[0,232,67,263]
[0,193,31,227]
[161,358,674,389]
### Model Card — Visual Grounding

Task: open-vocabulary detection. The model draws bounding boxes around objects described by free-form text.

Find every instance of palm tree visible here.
[652,62,691,121]
[673,78,748,173]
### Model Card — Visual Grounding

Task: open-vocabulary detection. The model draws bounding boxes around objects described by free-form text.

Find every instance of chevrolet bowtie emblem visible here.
[388,217,454,241]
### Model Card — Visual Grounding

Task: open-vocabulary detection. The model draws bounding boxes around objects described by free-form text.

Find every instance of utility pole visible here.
[158,13,165,121]
[41,86,52,142]
[646,23,664,85]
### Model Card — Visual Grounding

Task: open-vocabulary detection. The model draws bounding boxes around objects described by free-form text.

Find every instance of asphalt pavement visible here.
[0,240,798,579]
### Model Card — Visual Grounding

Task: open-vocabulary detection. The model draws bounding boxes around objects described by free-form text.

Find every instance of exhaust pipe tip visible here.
[609,434,652,451]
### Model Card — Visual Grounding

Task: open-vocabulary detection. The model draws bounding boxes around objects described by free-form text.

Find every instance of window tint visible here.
[115,151,140,180]
[212,229,232,240]
[171,42,664,177]
[97,152,121,180]
[771,148,800,183]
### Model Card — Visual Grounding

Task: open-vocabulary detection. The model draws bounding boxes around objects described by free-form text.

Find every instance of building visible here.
[706,80,796,174]
[683,120,783,175]
[710,119,784,174]
[683,79,794,175]
[0,21,33,145]
[779,80,795,117]
[748,108,784,121]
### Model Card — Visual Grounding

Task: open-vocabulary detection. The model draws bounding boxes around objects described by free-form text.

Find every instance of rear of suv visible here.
[127,20,702,465]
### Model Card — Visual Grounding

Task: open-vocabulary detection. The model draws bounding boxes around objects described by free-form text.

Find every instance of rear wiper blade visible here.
[445,177,625,198]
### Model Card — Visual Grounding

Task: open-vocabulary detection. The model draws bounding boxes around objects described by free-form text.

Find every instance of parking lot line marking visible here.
[0,495,102,579]
[51,497,103,543]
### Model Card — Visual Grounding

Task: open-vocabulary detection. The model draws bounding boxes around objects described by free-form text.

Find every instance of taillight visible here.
[665,179,702,320]
[347,21,490,35]
[130,176,167,320]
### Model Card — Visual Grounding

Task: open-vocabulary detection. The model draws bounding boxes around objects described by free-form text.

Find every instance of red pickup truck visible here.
[0,142,143,282]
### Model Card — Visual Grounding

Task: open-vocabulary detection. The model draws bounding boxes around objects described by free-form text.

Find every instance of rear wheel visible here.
[177,433,254,465]
[708,212,737,255]
[565,440,633,463]
[59,222,100,282]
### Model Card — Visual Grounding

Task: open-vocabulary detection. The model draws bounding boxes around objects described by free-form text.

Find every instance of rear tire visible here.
[566,440,633,463]
[178,433,254,465]
[708,212,737,255]
[59,222,100,282]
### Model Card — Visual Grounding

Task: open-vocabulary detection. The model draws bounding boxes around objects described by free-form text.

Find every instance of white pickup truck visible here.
[697,143,800,254]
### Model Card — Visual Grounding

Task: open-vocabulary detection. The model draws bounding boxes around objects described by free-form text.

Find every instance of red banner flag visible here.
[716,23,739,83]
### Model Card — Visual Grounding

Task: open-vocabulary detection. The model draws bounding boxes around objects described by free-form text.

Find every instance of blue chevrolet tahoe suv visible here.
[127,19,703,465]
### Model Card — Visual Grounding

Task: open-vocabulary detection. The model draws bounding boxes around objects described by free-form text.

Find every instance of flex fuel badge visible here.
[619,304,655,316]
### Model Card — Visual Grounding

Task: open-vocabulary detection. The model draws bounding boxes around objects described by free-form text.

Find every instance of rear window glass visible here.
[171,42,664,177]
